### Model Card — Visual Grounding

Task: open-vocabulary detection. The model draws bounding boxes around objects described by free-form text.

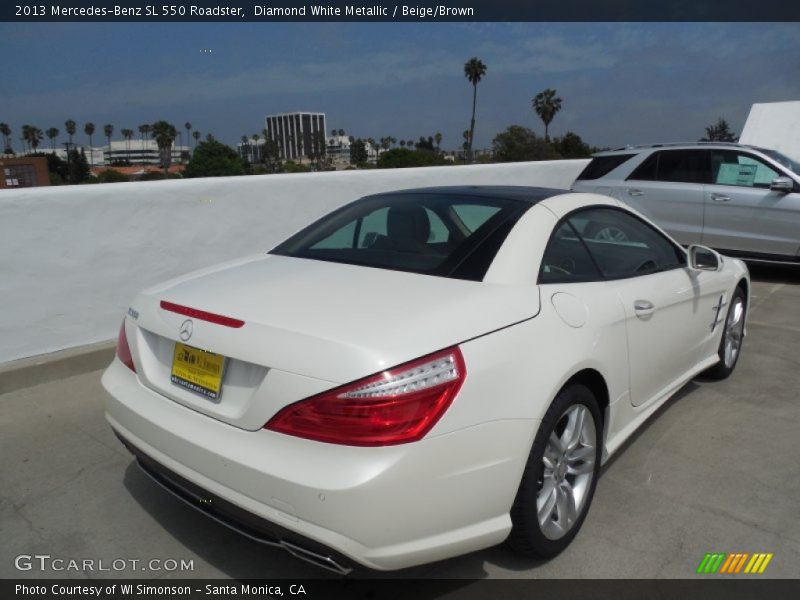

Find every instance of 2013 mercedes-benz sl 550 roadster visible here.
[103,186,750,573]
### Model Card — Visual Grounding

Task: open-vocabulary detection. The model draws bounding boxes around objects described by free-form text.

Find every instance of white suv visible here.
[572,142,800,263]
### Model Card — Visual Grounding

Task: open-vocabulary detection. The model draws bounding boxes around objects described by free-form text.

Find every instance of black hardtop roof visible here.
[367,185,568,205]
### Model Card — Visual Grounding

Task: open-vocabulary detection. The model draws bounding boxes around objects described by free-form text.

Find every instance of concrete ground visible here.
[1,264,798,581]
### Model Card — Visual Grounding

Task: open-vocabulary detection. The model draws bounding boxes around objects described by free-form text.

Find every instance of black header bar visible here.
[4,1,800,22]
[4,579,800,600]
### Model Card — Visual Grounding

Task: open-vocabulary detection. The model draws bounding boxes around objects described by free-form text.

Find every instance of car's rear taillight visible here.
[116,321,136,372]
[265,347,466,446]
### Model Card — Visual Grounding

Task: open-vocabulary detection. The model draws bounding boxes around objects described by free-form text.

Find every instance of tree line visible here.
[1,120,203,158]
[2,55,741,183]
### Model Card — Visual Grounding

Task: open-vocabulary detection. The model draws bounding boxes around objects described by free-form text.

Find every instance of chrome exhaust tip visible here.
[280,540,353,576]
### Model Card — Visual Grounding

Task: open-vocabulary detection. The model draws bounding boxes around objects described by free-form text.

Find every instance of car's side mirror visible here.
[770,176,794,193]
[687,245,722,272]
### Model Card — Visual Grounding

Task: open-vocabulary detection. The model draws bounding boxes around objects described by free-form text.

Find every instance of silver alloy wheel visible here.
[593,226,628,242]
[723,296,745,368]
[537,404,596,540]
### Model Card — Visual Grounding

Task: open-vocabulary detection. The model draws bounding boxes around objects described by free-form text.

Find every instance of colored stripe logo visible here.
[696,552,773,574]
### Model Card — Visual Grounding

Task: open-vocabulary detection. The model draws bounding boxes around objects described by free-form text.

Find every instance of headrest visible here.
[386,205,431,243]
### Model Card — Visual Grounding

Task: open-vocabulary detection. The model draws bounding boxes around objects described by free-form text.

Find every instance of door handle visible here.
[627,189,644,197]
[711,193,731,202]
[634,300,655,316]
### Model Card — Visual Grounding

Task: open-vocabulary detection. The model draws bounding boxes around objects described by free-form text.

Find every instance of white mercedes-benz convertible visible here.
[103,186,749,573]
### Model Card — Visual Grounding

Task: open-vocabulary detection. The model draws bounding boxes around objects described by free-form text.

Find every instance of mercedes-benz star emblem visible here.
[179,319,193,342]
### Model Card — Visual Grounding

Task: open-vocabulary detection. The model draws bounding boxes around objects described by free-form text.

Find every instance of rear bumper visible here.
[115,431,354,574]
[102,359,536,571]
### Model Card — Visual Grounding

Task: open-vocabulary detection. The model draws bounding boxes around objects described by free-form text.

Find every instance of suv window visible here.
[568,207,686,278]
[576,154,636,180]
[627,150,709,184]
[757,147,800,176]
[539,222,603,284]
[711,150,779,188]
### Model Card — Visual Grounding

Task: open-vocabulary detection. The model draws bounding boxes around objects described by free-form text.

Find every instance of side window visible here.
[711,150,779,188]
[575,154,636,180]
[569,207,685,279]
[627,153,658,181]
[425,208,450,243]
[539,222,603,284]
[655,150,708,183]
[627,150,709,184]
[311,220,357,250]
[452,204,501,233]
[357,207,388,247]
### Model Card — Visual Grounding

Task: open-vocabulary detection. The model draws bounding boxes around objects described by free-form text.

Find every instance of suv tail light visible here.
[265,347,466,446]
[116,321,136,372]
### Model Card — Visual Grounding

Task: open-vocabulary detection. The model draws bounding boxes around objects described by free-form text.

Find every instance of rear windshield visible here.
[270,193,530,281]
[576,154,636,180]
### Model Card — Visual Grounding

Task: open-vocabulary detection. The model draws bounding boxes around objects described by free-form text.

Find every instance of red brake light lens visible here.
[116,321,136,372]
[265,347,466,446]
[160,300,244,328]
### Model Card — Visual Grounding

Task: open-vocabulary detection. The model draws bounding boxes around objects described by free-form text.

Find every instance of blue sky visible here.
[1,22,799,150]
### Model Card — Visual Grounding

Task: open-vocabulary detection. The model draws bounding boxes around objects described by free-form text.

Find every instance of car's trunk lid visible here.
[126,254,539,430]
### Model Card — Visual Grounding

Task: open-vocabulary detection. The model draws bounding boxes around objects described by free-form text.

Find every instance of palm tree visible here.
[240,135,249,161]
[192,130,201,148]
[462,130,471,163]
[138,124,151,164]
[338,128,345,137]
[120,128,133,160]
[103,124,114,163]
[84,122,96,167]
[532,88,562,142]
[261,127,277,168]
[46,127,59,151]
[463,57,487,162]
[400,140,406,148]
[276,133,285,160]
[30,127,43,152]
[434,132,443,151]
[151,120,177,176]
[64,119,76,148]
[252,134,260,162]
[0,123,11,152]
[20,125,31,152]
[22,125,43,153]
[184,122,192,152]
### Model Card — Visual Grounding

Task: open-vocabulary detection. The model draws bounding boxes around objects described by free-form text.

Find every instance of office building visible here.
[265,112,327,161]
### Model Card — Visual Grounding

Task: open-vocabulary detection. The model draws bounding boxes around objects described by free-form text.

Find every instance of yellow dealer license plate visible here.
[171,343,226,400]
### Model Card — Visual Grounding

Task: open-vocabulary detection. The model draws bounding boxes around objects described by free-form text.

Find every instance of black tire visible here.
[705,286,747,380]
[508,383,602,558]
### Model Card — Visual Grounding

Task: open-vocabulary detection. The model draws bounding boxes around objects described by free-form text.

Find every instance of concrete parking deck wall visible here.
[0,160,587,364]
